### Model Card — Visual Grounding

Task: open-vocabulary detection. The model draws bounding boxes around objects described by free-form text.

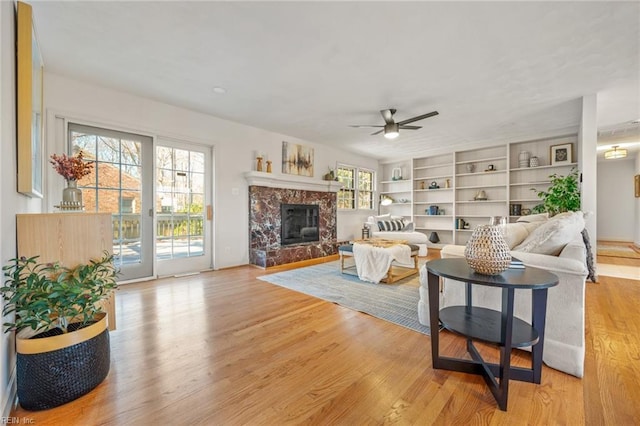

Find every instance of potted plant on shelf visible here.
[1,252,117,410]
[531,168,581,216]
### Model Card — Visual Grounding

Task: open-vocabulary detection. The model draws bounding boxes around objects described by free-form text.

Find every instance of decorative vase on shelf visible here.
[464,225,511,275]
[62,180,83,210]
[529,156,539,167]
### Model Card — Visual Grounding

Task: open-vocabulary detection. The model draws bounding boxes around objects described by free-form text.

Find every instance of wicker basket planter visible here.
[15,313,110,411]
[464,225,511,275]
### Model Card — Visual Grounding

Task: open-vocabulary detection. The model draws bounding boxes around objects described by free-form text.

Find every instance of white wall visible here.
[597,158,637,241]
[579,95,598,245]
[44,73,378,269]
[636,154,640,248]
[1,0,45,416]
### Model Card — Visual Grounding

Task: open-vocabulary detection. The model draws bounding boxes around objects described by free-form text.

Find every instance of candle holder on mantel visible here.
[256,156,263,172]
[266,160,272,173]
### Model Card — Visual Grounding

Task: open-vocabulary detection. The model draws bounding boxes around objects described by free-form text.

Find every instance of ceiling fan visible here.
[350,109,439,139]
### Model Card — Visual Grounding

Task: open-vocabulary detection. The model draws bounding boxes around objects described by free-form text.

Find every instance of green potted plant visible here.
[1,252,117,410]
[531,168,581,216]
[323,167,338,181]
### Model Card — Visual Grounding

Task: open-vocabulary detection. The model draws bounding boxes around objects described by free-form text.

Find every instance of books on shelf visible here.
[509,257,525,269]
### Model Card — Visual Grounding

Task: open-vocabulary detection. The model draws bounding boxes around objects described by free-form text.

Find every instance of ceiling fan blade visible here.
[397,111,439,126]
[350,125,384,128]
[398,125,422,130]
[380,109,397,124]
[371,129,384,136]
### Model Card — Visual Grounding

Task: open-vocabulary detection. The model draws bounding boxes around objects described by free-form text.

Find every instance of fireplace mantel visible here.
[244,171,343,192]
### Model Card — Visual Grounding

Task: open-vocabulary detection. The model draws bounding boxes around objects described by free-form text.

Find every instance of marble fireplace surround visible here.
[245,172,342,268]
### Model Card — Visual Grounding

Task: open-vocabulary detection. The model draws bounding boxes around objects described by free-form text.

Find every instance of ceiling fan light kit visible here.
[384,123,399,139]
[604,145,627,159]
[351,108,439,139]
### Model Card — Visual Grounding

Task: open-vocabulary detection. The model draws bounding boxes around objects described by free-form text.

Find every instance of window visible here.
[337,164,375,210]
[358,169,374,209]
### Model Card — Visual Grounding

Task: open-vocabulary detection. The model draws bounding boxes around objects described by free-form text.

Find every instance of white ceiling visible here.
[30,1,640,161]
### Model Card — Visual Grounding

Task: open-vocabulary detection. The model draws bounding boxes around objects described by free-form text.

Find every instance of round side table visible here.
[425,258,558,411]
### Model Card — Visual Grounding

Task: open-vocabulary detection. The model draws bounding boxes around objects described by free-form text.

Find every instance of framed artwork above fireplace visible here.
[282,141,314,177]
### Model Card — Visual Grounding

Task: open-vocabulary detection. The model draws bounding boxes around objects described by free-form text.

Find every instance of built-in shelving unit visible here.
[377,134,579,250]
[508,135,578,222]
[412,153,454,247]
[379,161,412,218]
[453,145,508,245]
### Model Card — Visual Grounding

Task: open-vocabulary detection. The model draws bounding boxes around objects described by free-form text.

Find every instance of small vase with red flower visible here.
[50,151,93,211]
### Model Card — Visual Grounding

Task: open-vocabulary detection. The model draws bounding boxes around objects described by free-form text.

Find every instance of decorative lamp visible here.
[378,194,393,214]
[604,145,627,160]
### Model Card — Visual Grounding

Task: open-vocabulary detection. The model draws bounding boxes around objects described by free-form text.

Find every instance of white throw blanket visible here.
[352,243,412,284]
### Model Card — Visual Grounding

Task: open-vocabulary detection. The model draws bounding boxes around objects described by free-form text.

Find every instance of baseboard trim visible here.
[262,255,340,272]
[598,239,634,245]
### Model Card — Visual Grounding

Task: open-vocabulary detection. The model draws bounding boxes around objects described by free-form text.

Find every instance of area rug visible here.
[597,243,640,259]
[258,261,430,335]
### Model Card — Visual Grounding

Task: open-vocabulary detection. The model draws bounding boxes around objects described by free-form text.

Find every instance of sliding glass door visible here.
[70,123,154,281]
[155,139,213,276]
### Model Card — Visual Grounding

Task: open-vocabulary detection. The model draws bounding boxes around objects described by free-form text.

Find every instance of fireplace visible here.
[247,182,339,268]
[281,203,319,245]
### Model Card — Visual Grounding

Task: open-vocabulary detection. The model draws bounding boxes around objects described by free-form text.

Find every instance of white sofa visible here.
[366,214,429,256]
[418,212,590,377]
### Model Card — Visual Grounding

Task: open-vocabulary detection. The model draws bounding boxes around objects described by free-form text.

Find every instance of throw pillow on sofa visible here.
[378,219,405,231]
[516,212,549,223]
[504,221,544,249]
[513,211,585,255]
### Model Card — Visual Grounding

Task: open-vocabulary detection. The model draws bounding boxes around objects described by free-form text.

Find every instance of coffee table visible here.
[338,239,419,283]
[425,258,558,411]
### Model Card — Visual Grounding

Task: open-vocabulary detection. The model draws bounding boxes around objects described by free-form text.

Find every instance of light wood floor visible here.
[11,251,640,425]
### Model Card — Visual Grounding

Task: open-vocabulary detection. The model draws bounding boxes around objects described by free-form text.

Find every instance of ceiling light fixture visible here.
[212,86,227,94]
[383,123,399,139]
[604,145,627,159]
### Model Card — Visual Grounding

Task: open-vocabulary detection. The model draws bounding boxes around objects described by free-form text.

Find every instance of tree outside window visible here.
[337,164,375,210]
[358,169,374,210]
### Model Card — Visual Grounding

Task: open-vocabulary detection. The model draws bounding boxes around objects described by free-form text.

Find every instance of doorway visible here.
[155,139,213,277]
[69,123,154,281]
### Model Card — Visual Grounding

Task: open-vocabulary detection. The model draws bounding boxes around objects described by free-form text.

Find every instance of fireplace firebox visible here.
[281,203,319,245]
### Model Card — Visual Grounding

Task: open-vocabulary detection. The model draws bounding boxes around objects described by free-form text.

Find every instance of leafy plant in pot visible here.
[531,168,581,216]
[1,252,117,410]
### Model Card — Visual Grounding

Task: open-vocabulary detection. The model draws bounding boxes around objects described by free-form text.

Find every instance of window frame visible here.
[336,163,376,211]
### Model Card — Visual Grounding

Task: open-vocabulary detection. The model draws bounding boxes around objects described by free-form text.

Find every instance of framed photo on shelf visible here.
[550,143,572,166]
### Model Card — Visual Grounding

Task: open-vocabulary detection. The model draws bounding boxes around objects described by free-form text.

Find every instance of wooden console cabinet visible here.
[16,213,117,330]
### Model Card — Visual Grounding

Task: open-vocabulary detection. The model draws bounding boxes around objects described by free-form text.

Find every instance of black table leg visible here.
[531,288,549,384]
[427,270,442,369]
[426,263,554,412]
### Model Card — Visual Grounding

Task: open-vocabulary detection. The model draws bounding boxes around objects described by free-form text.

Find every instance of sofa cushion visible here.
[368,214,390,223]
[513,211,585,255]
[402,221,415,232]
[516,212,549,223]
[503,222,544,249]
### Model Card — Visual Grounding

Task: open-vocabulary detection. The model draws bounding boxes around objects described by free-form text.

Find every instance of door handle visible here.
[148,208,154,217]
[207,205,213,221]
